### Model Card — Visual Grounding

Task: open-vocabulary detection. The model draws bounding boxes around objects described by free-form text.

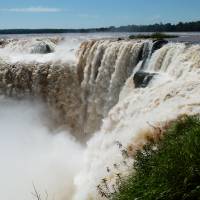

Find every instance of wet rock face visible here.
[152,39,168,53]
[133,71,157,88]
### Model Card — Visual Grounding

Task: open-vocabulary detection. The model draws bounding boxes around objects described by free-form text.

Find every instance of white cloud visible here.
[0,7,63,13]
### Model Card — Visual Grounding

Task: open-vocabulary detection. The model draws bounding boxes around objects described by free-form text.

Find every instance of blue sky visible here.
[0,0,199,29]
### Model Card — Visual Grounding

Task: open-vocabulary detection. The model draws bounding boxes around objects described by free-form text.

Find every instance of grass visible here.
[111,116,200,200]
[129,32,178,40]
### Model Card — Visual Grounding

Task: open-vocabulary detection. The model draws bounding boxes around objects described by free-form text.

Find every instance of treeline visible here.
[0,28,109,35]
[0,21,200,34]
[112,21,200,32]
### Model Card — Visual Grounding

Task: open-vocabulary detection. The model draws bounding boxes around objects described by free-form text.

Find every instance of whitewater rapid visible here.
[0,34,200,200]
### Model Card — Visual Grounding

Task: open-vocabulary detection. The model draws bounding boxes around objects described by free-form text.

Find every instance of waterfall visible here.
[77,40,147,135]
[0,36,200,200]
[0,39,150,137]
[0,61,83,137]
[73,42,200,200]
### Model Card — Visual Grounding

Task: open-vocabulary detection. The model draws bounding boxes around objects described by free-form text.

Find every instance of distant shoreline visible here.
[1,30,200,35]
[0,29,109,35]
[1,21,200,35]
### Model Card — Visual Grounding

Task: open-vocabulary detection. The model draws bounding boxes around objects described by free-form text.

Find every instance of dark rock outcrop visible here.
[133,71,157,88]
[0,39,7,48]
[152,39,168,53]
[30,42,55,54]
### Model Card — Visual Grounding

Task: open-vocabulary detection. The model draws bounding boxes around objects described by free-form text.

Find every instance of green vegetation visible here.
[113,21,200,32]
[111,116,200,200]
[129,32,178,40]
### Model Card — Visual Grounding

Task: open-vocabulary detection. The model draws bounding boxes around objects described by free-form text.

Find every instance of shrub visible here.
[111,116,200,200]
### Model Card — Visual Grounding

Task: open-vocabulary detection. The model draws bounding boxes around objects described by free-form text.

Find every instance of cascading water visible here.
[0,61,83,136]
[73,41,200,200]
[77,40,148,135]
[0,35,200,200]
